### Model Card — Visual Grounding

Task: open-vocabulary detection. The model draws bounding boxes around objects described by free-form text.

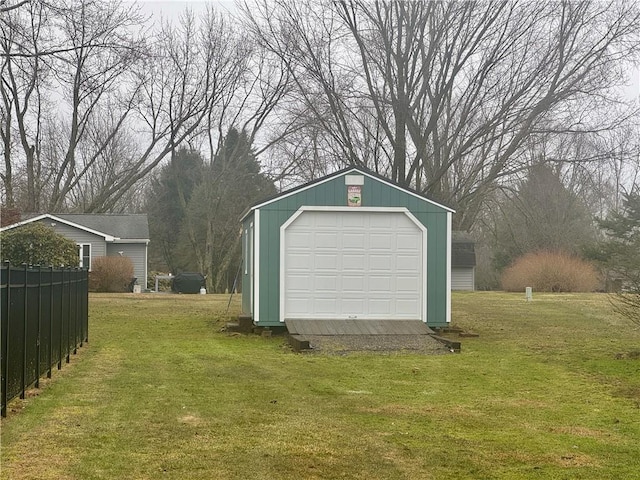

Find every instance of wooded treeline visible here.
[2,0,640,293]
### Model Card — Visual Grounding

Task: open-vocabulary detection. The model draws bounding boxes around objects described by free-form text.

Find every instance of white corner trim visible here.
[446,212,452,323]
[253,210,260,324]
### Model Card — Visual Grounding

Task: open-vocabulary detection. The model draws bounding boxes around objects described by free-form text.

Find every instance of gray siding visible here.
[36,219,107,266]
[107,243,147,286]
[451,267,475,291]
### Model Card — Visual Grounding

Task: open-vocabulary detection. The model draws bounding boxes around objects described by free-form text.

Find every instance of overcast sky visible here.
[136,0,234,19]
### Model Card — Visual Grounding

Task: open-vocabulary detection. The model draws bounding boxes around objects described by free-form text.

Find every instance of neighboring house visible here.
[451,232,476,291]
[240,166,455,330]
[0,214,149,285]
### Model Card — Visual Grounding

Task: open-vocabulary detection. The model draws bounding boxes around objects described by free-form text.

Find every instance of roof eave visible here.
[240,166,455,221]
[0,213,117,241]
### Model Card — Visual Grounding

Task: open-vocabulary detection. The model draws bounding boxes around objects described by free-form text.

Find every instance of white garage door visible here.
[283,210,425,320]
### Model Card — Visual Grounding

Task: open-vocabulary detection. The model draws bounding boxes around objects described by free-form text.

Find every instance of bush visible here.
[501,251,599,292]
[0,223,79,267]
[89,256,135,292]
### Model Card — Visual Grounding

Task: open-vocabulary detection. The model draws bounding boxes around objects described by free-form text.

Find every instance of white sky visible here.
[135,0,234,18]
[133,0,639,102]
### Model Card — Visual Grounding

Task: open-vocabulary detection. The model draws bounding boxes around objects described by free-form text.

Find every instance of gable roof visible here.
[242,166,455,221]
[0,213,149,242]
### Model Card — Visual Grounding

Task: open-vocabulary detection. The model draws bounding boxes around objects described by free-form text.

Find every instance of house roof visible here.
[241,166,455,221]
[451,232,476,267]
[0,213,149,242]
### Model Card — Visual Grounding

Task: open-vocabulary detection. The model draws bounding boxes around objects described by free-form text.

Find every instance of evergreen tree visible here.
[491,163,597,271]
[146,148,204,273]
[185,128,276,292]
[593,191,640,325]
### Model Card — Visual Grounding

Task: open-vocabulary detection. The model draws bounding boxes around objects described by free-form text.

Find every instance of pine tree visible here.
[146,148,204,273]
[185,128,276,292]
[596,191,640,325]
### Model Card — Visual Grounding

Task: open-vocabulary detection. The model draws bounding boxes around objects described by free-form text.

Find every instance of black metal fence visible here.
[1,263,88,417]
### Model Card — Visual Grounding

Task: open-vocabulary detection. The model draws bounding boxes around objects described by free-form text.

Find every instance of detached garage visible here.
[240,167,454,329]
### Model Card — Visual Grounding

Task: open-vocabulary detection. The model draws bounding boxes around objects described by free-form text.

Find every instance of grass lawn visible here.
[1,292,640,479]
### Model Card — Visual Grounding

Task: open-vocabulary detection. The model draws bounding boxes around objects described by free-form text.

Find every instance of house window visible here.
[78,244,91,270]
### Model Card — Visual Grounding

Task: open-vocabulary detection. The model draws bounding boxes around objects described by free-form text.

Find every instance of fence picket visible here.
[0,263,88,417]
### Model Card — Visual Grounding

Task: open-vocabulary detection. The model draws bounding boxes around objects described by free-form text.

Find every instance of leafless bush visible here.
[89,256,135,293]
[501,251,599,292]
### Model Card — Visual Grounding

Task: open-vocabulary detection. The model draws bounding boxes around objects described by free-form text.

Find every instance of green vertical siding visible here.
[247,170,452,327]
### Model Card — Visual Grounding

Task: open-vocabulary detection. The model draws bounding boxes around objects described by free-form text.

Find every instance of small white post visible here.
[525,287,533,302]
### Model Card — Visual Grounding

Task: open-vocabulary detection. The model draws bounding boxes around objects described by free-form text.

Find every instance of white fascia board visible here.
[112,238,149,244]
[0,214,49,232]
[0,214,117,241]
[357,170,455,213]
[241,167,455,222]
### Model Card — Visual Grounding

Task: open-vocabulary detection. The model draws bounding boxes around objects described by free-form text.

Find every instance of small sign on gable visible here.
[347,185,362,207]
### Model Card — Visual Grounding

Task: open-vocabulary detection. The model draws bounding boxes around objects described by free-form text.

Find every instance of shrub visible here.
[501,251,599,292]
[89,256,135,292]
[0,223,79,266]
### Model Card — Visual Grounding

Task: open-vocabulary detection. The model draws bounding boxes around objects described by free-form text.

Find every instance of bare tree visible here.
[242,0,640,230]
[172,7,290,290]
[0,0,147,211]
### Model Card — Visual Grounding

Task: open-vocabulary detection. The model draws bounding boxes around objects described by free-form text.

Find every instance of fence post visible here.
[84,269,88,343]
[47,266,53,379]
[35,265,41,389]
[73,269,78,355]
[1,262,10,417]
[66,267,71,364]
[58,268,63,370]
[20,264,27,400]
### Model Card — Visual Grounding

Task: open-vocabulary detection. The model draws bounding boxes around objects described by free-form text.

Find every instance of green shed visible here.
[240,167,454,330]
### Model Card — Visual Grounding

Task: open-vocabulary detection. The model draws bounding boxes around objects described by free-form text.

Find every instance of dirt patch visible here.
[300,334,452,355]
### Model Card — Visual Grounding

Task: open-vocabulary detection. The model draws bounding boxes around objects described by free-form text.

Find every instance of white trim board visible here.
[253,210,261,324]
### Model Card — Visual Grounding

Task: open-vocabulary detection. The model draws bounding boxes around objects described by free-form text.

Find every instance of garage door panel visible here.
[342,253,365,270]
[395,298,421,316]
[287,274,312,290]
[317,214,345,227]
[370,233,393,249]
[315,232,339,248]
[343,233,366,249]
[315,253,339,270]
[288,253,313,269]
[315,275,338,291]
[368,298,392,314]
[369,254,392,271]
[396,255,421,271]
[314,298,340,315]
[369,276,392,292]
[287,232,313,248]
[340,298,366,314]
[342,275,365,293]
[397,233,421,250]
[395,276,420,291]
[284,210,424,320]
